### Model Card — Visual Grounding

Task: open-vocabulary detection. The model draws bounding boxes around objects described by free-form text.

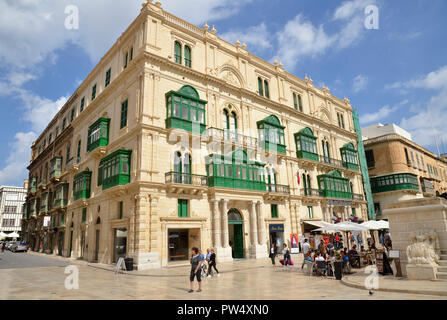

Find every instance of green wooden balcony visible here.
[87,118,110,152]
[100,149,132,191]
[371,173,419,194]
[49,157,62,180]
[73,171,91,201]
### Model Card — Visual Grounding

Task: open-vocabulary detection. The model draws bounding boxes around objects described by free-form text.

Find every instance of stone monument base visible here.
[249,244,268,259]
[406,263,437,280]
[216,246,233,262]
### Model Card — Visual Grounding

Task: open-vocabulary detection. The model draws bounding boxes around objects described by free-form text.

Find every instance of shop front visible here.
[269,224,284,254]
[113,228,127,263]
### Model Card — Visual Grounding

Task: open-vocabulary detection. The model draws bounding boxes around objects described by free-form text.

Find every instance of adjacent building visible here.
[363,123,447,220]
[22,1,369,269]
[0,182,27,236]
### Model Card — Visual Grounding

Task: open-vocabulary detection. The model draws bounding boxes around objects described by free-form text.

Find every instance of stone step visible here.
[437,272,447,280]
[439,261,447,267]
[440,254,447,260]
[438,266,447,272]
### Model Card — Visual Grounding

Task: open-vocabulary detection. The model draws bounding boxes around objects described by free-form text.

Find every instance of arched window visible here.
[174,41,182,64]
[223,109,229,130]
[173,151,191,184]
[258,77,264,96]
[184,45,191,67]
[264,80,270,99]
[322,139,331,163]
[96,217,101,224]
[266,167,277,192]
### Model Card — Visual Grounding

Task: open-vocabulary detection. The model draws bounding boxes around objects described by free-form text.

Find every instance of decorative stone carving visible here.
[222,71,240,87]
[406,230,440,265]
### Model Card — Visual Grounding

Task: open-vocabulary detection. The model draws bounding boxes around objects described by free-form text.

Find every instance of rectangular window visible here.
[80,97,85,112]
[62,118,67,131]
[105,68,111,87]
[130,47,133,61]
[55,126,59,137]
[91,84,97,101]
[178,199,188,217]
[120,99,128,129]
[77,140,81,159]
[82,208,87,223]
[49,133,52,144]
[124,52,128,69]
[119,201,123,219]
[70,108,75,122]
[307,206,314,219]
[365,149,375,168]
[66,145,70,165]
[271,204,278,218]
[293,93,298,110]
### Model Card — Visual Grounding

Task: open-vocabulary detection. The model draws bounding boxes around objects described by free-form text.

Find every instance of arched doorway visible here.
[228,209,244,258]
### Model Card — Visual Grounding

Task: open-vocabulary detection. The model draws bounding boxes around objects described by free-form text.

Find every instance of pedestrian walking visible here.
[301,239,311,269]
[189,247,203,293]
[207,248,220,277]
[269,243,276,265]
[282,243,291,266]
[1,242,5,253]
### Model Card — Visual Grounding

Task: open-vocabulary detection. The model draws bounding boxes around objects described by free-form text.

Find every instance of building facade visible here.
[363,123,447,219]
[0,183,27,236]
[22,1,368,269]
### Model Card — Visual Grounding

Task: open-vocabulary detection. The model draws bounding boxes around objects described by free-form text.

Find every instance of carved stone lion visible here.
[406,230,439,265]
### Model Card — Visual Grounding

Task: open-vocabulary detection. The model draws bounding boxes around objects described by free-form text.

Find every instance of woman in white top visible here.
[282,243,291,266]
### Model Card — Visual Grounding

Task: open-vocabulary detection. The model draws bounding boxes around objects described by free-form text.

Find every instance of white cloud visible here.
[0,0,251,68]
[275,15,336,69]
[220,23,272,53]
[352,74,368,93]
[389,66,447,149]
[0,132,36,185]
[360,100,408,124]
[333,0,372,21]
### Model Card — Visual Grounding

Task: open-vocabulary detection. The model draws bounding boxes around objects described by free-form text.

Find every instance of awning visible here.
[302,220,332,229]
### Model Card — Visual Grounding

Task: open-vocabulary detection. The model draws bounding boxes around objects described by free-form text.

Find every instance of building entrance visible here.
[228,209,244,259]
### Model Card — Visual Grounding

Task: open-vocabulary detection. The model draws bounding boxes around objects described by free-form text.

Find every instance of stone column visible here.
[329,205,334,221]
[211,199,221,248]
[256,201,266,246]
[221,199,229,248]
[249,201,258,246]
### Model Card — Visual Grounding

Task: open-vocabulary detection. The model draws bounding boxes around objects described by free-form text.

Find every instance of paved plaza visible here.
[0,251,446,300]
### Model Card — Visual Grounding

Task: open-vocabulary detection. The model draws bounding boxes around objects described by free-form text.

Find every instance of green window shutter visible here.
[119,201,123,219]
[82,208,87,223]
[80,97,85,112]
[308,206,314,219]
[264,80,270,98]
[105,68,111,87]
[258,77,264,96]
[174,42,182,64]
[271,204,278,218]
[185,46,191,67]
[178,199,188,217]
[120,99,128,129]
[97,166,103,186]
[92,84,97,101]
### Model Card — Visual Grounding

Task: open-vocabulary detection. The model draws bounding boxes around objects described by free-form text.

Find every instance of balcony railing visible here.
[165,172,208,187]
[319,155,343,168]
[66,156,80,169]
[53,198,68,209]
[206,127,258,149]
[301,188,324,197]
[351,193,365,201]
[266,184,290,194]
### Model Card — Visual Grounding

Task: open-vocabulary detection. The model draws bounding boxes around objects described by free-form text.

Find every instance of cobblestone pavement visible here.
[0,251,445,300]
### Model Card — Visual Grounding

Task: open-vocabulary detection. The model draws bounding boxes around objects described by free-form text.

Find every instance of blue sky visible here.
[1,0,447,186]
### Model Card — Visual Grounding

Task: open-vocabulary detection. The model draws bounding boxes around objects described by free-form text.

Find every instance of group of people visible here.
[189,247,220,293]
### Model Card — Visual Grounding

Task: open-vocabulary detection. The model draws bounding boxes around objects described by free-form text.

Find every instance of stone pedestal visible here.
[406,264,438,280]
[249,244,268,259]
[216,246,233,262]
[129,251,160,270]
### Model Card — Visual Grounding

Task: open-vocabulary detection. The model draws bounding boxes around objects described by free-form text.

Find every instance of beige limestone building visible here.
[362,123,447,220]
[22,1,368,269]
